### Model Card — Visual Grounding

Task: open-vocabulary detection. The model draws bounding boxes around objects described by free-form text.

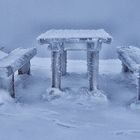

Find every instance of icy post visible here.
[87,39,102,92]
[137,68,140,101]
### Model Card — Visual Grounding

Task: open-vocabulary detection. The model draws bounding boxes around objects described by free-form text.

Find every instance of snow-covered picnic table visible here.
[37,29,112,91]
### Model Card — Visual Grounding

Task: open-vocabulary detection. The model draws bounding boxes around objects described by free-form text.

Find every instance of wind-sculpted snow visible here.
[0,90,14,105]
[0,57,140,140]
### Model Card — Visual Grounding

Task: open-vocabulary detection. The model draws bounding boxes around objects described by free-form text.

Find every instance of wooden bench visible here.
[117,46,140,101]
[0,48,37,98]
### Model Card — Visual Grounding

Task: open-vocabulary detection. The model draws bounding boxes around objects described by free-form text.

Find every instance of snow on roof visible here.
[37,29,112,43]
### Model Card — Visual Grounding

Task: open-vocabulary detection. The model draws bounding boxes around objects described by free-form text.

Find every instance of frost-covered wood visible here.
[117,46,140,101]
[87,41,100,91]
[138,70,140,101]
[61,50,67,76]
[117,46,140,72]
[51,50,62,89]
[122,63,130,72]
[0,48,37,77]
[0,47,37,98]
[10,74,15,98]
[0,74,15,98]
[37,29,112,45]
[18,62,31,75]
[38,29,112,92]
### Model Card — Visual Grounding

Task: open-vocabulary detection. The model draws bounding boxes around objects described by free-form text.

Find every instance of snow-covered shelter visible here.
[37,29,112,91]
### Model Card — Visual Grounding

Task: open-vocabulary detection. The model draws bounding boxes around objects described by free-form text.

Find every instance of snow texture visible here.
[37,29,112,43]
[117,46,140,72]
[0,50,7,59]
[0,89,14,105]
[38,29,112,39]
[0,48,37,77]
[0,57,140,140]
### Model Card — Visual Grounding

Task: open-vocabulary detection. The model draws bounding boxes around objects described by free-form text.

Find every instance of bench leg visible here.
[51,51,62,89]
[122,63,133,73]
[122,63,129,72]
[9,74,15,98]
[18,62,31,75]
[61,50,67,76]
[0,74,15,98]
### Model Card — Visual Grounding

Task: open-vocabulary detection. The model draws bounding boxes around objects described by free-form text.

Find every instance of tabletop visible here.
[37,29,112,44]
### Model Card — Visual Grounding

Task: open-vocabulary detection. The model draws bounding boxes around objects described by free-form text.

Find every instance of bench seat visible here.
[0,48,37,77]
[117,46,140,101]
[0,47,37,98]
[117,46,140,72]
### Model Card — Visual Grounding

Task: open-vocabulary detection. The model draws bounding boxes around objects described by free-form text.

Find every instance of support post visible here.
[122,63,129,73]
[61,50,67,76]
[11,74,15,98]
[18,62,31,75]
[0,74,15,98]
[8,74,15,98]
[51,50,62,89]
[87,41,100,91]
[137,69,140,101]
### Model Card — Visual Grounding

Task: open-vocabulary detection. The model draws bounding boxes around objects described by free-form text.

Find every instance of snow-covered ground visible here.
[0,57,140,140]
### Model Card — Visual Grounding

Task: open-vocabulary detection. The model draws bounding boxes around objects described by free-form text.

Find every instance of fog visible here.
[0,0,140,59]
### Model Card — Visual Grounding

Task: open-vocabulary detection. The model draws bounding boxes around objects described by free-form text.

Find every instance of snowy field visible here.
[0,56,140,140]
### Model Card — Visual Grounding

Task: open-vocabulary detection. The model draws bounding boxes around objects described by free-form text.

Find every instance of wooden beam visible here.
[18,62,31,75]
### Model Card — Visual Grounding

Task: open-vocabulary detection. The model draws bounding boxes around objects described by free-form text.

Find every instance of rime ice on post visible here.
[87,39,102,91]
[37,29,112,91]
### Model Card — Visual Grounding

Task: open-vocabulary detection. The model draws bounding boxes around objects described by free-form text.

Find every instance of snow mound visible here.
[42,87,108,105]
[0,90,14,105]
[42,88,65,101]
[77,87,108,104]
[129,100,140,110]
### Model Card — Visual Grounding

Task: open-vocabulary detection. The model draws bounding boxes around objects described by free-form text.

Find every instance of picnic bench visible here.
[117,46,140,101]
[37,29,112,92]
[0,48,37,98]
